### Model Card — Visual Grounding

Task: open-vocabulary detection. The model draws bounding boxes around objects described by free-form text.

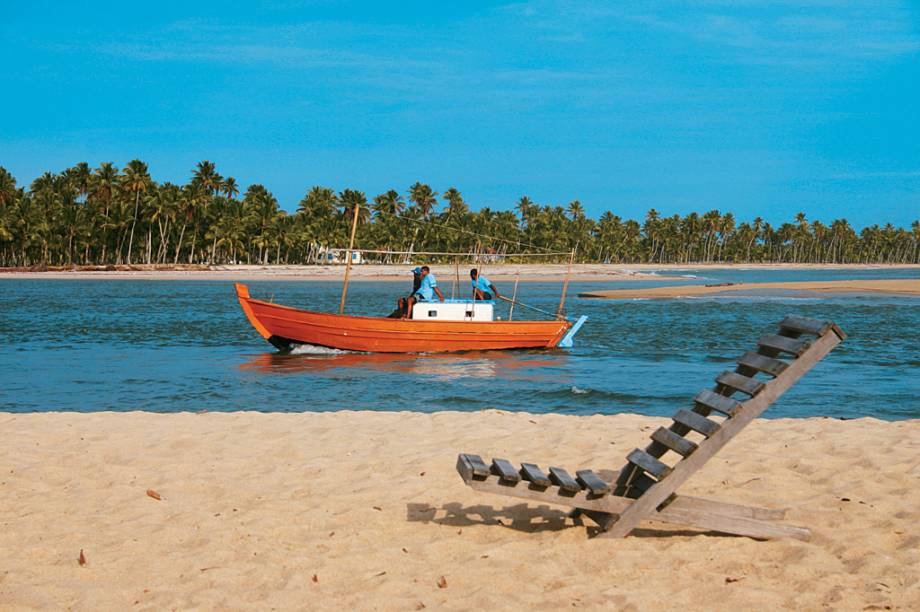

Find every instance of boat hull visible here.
[235,283,572,353]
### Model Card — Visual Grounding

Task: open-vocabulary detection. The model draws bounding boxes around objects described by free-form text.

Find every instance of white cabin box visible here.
[411,300,494,321]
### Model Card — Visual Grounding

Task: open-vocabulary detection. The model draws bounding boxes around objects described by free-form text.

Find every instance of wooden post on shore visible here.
[338,202,361,315]
[452,258,460,299]
[556,248,575,319]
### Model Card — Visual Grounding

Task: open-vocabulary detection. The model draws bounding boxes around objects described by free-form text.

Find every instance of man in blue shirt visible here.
[406,266,444,318]
[391,267,423,318]
[470,268,500,301]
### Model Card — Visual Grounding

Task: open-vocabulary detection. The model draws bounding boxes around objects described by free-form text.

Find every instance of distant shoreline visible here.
[1,262,918,282]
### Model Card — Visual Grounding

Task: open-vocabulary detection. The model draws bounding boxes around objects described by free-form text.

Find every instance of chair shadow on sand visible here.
[406,502,725,538]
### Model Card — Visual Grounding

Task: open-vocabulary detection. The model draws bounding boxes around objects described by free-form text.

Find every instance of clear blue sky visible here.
[2,1,918,228]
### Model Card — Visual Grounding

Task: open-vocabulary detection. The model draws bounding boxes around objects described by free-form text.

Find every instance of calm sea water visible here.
[1,269,917,419]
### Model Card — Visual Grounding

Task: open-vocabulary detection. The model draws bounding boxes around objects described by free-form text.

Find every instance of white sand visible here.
[1,411,917,610]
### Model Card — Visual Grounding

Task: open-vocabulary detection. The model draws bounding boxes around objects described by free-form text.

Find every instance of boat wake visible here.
[289,343,354,355]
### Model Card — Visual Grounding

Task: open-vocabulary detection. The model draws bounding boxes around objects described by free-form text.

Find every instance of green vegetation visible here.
[0,162,917,266]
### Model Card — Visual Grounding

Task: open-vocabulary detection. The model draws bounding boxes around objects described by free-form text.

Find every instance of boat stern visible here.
[557,315,588,348]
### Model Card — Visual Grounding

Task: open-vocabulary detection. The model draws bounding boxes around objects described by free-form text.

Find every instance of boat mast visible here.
[555,248,575,319]
[338,201,361,315]
[508,273,520,321]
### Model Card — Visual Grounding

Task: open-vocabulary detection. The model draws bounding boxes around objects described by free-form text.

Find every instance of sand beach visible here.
[0,263,679,282]
[1,263,919,282]
[1,411,918,610]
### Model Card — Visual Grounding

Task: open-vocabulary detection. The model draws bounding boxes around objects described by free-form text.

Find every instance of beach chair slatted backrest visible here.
[455,315,845,540]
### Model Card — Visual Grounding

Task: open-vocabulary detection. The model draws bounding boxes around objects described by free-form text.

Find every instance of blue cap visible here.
[412,267,421,274]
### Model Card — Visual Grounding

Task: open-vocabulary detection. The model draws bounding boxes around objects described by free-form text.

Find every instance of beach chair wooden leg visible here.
[665,495,786,521]
[651,505,810,540]
[576,499,809,539]
[572,499,807,539]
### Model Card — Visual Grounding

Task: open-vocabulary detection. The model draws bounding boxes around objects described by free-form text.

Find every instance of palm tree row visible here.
[0,162,917,267]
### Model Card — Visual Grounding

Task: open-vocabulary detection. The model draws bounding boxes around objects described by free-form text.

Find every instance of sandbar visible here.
[580,278,920,299]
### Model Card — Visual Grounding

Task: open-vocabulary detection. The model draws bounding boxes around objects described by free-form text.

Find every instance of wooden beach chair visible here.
[456,315,846,540]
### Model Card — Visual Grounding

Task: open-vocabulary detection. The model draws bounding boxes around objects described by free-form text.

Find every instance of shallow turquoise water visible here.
[1,269,917,419]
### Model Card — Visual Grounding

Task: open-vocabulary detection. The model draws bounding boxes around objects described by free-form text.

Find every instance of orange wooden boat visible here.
[235,283,583,353]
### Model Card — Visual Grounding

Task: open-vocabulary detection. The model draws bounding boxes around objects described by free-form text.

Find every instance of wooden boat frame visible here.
[236,283,575,353]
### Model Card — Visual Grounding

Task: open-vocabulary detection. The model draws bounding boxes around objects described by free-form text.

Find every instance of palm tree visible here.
[0,171,17,257]
[0,190,16,247]
[192,160,223,195]
[718,212,735,261]
[149,183,179,263]
[749,216,764,262]
[73,163,92,200]
[294,186,340,259]
[442,187,468,222]
[911,220,920,263]
[214,196,246,263]
[340,189,370,226]
[243,184,281,264]
[408,182,438,218]
[174,184,200,264]
[269,212,294,264]
[794,212,809,263]
[0,167,17,207]
[372,189,404,217]
[222,176,239,200]
[89,163,119,262]
[121,159,151,264]
[516,196,533,228]
[9,191,44,265]
[567,200,585,221]
[298,186,337,218]
[369,190,406,262]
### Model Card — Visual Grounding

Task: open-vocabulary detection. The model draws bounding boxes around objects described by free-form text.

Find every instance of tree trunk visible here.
[188,220,199,264]
[115,226,127,264]
[174,221,187,265]
[127,190,140,265]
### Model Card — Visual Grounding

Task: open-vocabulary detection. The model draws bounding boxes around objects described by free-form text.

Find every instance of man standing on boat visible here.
[470,268,500,301]
[405,266,444,318]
